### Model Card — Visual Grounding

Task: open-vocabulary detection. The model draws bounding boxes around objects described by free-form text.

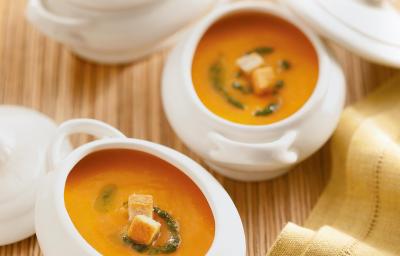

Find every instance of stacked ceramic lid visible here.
[26,0,218,64]
[0,106,59,245]
[285,0,400,67]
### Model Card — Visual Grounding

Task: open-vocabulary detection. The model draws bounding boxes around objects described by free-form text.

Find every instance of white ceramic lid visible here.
[0,106,58,245]
[285,0,400,67]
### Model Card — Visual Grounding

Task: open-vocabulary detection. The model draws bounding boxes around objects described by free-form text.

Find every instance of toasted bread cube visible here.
[128,215,161,245]
[128,194,153,221]
[251,67,275,95]
[236,53,264,74]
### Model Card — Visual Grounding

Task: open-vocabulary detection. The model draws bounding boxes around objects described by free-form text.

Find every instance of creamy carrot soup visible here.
[192,13,319,125]
[64,149,215,256]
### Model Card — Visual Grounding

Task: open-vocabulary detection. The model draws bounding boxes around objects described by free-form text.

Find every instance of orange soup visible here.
[192,13,319,125]
[64,149,215,256]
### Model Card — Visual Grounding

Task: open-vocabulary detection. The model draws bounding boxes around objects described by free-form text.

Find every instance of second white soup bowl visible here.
[162,2,346,181]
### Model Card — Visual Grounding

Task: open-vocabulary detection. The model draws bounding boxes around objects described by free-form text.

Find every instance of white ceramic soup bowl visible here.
[161,1,346,181]
[26,0,217,63]
[35,119,246,256]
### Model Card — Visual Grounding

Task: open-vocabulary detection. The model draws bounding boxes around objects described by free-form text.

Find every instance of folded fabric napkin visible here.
[267,75,400,256]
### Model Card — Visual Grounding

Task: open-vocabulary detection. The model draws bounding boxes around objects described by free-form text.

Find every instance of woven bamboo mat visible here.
[0,1,398,255]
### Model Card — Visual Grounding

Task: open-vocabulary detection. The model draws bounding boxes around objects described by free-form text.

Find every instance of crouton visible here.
[128,194,153,221]
[128,215,161,245]
[251,67,275,95]
[236,53,264,74]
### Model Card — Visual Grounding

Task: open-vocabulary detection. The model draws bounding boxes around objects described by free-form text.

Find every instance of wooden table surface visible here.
[0,1,398,255]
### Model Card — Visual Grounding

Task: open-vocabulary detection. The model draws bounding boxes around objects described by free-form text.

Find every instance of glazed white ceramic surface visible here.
[0,106,58,246]
[26,0,217,64]
[35,119,246,256]
[53,0,159,12]
[162,1,346,181]
[42,0,161,18]
[285,0,400,68]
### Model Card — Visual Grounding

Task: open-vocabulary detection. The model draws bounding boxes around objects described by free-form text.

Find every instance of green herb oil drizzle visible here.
[122,207,181,255]
[247,46,274,55]
[94,184,117,213]
[278,59,291,70]
[209,60,245,109]
[232,81,253,94]
[274,80,285,89]
[254,103,280,116]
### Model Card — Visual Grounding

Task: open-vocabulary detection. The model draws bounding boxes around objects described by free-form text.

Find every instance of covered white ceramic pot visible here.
[26,0,217,64]
[162,2,346,181]
[35,119,246,255]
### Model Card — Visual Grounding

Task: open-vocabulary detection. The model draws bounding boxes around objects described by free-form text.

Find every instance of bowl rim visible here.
[181,1,331,131]
[50,138,246,255]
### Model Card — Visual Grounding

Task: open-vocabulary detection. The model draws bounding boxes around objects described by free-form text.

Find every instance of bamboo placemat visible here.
[0,1,397,255]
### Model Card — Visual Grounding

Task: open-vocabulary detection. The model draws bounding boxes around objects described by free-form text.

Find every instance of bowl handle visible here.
[26,0,88,45]
[208,130,298,167]
[48,119,126,172]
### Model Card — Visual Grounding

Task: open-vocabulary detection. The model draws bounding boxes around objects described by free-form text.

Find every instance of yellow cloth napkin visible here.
[267,75,400,256]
